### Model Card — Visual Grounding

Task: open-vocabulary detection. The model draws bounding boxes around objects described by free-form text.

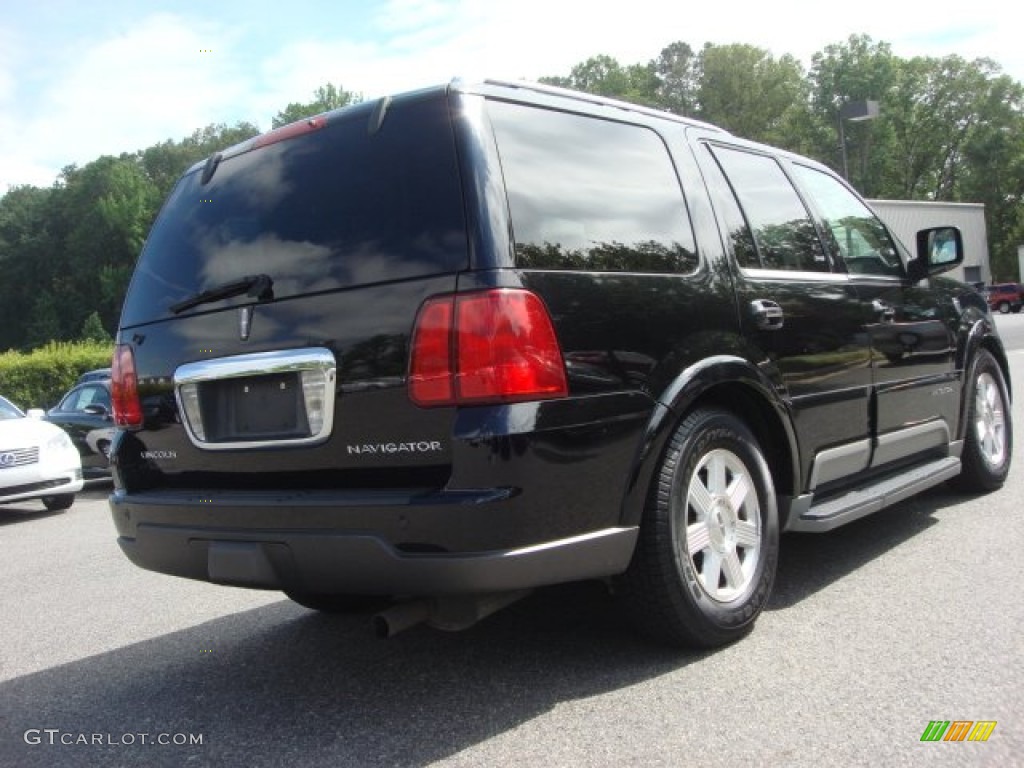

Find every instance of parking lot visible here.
[1,315,1022,767]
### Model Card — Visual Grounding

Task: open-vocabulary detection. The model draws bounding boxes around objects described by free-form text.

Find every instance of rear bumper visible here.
[109,392,653,594]
[114,517,637,595]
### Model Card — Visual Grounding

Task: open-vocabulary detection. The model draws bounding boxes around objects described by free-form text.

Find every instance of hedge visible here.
[0,341,113,410]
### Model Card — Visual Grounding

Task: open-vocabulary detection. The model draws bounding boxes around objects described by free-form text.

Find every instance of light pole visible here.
[838,100,880,183]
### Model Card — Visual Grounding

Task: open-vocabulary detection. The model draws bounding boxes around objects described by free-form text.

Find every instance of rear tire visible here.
[998,301,1010,314]
[619,408,779,648]
[949,349,1012,492]
[284,591,390,614]
[42,494,74,512]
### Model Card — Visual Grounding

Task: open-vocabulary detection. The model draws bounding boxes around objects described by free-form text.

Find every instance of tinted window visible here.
[121,94,467,326]
[489,101,697,273]
[710,146,829,272]
[791,164,903,277]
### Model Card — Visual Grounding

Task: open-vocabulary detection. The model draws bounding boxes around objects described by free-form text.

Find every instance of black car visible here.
[107,79,1012,647]
[46,379,113,479]
[76,367,112,384]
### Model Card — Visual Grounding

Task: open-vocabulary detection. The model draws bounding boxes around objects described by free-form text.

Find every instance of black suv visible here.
[108,80,1013,647]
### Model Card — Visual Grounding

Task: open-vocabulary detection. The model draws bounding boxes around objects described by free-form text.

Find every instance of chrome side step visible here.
[786,456,961,533]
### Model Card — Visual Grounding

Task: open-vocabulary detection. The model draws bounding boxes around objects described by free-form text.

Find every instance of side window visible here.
[709,145,830,273]
[58,389,80,411]
[61,385,108,412]
[790,164,903,277]
[488,101,698,273]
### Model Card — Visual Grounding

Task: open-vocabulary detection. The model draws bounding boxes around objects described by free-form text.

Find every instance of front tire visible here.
[620,408,779,648]
[949,349,1012,492]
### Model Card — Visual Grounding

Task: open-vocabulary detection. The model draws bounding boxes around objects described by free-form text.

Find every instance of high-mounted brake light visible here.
[409,289,568,407]
[252,115,327,149]
[112,344,143,427]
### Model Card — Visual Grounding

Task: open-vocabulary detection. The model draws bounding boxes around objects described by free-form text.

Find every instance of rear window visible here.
[121,93,467,326]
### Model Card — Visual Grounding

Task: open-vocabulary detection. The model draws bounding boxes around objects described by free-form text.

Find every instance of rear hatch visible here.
[113,88,467,492]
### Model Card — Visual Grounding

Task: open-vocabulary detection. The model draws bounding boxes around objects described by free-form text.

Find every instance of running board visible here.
[786,456,961,533]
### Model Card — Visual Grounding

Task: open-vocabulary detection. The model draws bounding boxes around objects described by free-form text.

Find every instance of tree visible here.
[0,185,57,350]
[25,291,60,349]
[138,122,259,198]
[272,83,363,128]
[56,157,159,336]
[79,311,111,343]
[651,41,699,116]
[540,55,658,105]
[695,44,808,146]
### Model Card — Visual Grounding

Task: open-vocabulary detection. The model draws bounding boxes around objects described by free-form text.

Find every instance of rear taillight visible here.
[409,289,568,407]
[112,344,143,427]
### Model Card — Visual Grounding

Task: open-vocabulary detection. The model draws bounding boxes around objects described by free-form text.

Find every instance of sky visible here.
[1,0,1018,193]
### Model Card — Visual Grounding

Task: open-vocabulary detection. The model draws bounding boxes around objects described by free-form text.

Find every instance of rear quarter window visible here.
[488,101,697,274]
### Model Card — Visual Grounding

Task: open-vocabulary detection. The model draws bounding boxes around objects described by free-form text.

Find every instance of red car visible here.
[986,283,1023,314]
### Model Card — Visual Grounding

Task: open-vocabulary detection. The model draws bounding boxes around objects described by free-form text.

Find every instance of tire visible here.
[619,408,779,648]
[949,349,1012,492]
[998,301,1010,314]
[42,494,74,512]
[284,591,390,614]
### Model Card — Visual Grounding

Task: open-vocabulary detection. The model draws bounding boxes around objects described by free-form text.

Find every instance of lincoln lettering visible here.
[347,441,441,456]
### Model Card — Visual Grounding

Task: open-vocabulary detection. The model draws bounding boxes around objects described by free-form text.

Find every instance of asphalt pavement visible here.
[1,319,1022,767]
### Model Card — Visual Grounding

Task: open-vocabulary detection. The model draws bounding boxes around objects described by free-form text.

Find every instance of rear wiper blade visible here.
[170,274,274,315]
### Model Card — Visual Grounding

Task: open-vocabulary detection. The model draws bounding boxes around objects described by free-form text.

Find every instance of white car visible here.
[0,395,83,511]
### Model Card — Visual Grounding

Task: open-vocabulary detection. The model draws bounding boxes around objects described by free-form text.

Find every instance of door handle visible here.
[750,299,784,330]
[872,299,896,322]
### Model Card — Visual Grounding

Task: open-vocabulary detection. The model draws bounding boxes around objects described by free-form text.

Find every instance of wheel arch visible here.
[619,355,799,528]
[957,321,1012,441]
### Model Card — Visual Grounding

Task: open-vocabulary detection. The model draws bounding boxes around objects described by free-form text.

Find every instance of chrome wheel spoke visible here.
[707,453,728,495]
[702,551,722,595]
[734,520,760,550]
[688,477,715,519]
[727,473,753,513]
[721,551,745,590]
[687,521,711,556]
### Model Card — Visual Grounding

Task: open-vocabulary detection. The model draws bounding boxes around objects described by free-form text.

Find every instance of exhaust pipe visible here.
[372,590,533,638]
[373,599,432,638]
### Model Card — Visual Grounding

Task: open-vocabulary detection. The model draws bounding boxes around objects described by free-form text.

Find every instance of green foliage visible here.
[0,121,260,351]
[272,83,363,128]
[541,55,659,107]
[0,55,1022,356]
[79,311,111,343]
[696,44,807,145]
[543,34,1024,282]
[0,341,113,410]
[25,292,61,351]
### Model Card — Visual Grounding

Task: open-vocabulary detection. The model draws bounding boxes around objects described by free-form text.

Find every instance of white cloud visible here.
[1,13,246,191]
[1,0,1020,194]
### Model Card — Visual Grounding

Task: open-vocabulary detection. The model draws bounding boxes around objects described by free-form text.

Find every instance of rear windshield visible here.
[121,93,467,326]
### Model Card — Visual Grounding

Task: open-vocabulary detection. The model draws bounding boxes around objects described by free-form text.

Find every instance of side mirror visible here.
[26,408,46,420]
[909,226,963,280]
